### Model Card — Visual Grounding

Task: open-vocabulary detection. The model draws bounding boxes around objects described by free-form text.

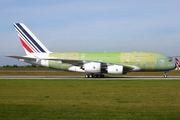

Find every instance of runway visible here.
[0,76,180,80]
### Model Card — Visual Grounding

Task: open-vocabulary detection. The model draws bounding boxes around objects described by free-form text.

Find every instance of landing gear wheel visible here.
[95,74,105,78]
[85,73,105,78]
[89,74,93,78]
[164,72,168,78]
[85,74,89,78]
[100,74,105,78]
[85,73,94,78]
[164,74,167,78]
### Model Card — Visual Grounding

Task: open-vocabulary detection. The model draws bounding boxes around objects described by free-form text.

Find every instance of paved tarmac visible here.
[0,76,180,80]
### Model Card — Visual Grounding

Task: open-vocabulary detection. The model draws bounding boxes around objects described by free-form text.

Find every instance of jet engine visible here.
[107,65,123,74]
[83,62,101,73]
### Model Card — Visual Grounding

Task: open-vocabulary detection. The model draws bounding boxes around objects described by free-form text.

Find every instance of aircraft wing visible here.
[34,57,134,71]
[6,56,36,61]
[6,56,135,72]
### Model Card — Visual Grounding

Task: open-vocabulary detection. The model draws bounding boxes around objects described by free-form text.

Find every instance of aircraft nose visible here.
[175,63,177,69]
[168,62,176,70]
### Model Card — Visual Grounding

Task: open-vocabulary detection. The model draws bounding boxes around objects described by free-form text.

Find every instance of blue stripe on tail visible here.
[14,24,39,52]
[15,23,46,53]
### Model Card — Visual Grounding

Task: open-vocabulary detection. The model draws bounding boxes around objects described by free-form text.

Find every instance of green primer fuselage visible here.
[48,52,175,72]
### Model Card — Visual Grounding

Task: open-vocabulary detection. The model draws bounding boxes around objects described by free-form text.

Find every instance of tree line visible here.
[2,64,42,68]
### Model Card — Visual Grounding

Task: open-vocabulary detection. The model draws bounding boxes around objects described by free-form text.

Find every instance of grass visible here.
[0,79,180,119]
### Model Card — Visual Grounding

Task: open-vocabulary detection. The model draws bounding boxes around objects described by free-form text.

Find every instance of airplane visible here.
[175,58,180,70]
[6,23,176,78]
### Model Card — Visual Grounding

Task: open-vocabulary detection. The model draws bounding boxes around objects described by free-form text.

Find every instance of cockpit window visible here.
[168,57,173,62]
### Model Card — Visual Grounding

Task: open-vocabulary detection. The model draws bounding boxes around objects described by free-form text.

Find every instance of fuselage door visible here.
[136,60,140,66]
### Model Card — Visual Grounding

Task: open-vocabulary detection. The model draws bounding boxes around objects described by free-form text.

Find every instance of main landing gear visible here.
[85,73,105,78]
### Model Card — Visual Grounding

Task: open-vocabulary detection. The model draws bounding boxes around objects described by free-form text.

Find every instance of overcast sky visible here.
[1,0,180,66]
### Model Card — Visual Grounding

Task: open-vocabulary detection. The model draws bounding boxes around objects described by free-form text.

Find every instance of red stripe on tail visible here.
[175,58,180,67]
[19,37,34,53]
[175,58,179,62]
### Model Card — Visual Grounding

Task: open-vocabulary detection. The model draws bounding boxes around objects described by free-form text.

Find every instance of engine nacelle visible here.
[107,65,123,74]
[84,62,101,73]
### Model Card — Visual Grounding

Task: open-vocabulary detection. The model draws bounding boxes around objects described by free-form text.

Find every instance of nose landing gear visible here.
[164,71,168,78]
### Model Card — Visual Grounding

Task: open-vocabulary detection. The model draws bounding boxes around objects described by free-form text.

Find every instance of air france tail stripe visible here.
[16,23,45,52]
[175,58,180,65]
[19,37,33,53]
[14,24,41,52]
[16,23,46,53]
[18,33,38,53]
[15,27,39,52]
[14,25,39,53]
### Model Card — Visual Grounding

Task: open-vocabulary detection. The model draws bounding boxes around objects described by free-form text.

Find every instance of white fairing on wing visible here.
[68,66,85,72]
[131,66,140,71]
[107,65,123,74]
[23,53,50,67]
[40,60,49,67]
[84,62,101,73]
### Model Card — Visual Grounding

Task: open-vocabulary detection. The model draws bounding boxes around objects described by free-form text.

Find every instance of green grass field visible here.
[0,79,180,120]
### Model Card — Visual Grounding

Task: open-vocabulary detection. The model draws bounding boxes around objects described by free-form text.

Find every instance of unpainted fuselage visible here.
[44,52,175,72]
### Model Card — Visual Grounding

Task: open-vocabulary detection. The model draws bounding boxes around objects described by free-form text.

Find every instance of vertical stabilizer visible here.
[175,58,180,68]
[13,23,51,55]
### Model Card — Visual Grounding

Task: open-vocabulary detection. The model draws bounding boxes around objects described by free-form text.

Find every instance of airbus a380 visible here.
[7,23,175,78]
